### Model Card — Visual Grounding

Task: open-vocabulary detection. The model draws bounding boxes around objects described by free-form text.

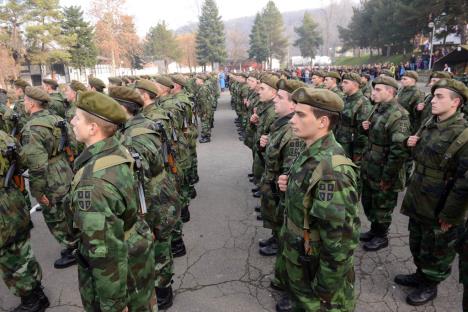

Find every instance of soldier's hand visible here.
[439,219,453,232]
[278,175,289,192]
[362,120,371,130]
[416,102,425,111]
[407,135,419,147]
[122,307,128,312]
[260,135,269,147]
[250,114,259,124]
[37,195,50,207]
[379,180,392,191]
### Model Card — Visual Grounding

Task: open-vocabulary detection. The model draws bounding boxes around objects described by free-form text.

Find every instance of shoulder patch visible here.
[77,190,91,211]
[318,181,335,201]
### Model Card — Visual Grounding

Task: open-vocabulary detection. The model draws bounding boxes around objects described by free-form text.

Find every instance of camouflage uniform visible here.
[330,86,345,100]
[243,89,260,150]
[335,90,372,162]
[195,82,214,139]
[361,98,411,238]
[361,82,372,99]
[397,85,424,133]
[70,136,156,312]
[48,91,67,118]
[20,109,75,250]
[282,133,360,311]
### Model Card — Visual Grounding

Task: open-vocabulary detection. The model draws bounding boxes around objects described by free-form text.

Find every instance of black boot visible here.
[276,294,293,312]
[54,248,77,269]
[258,236,276,247]
[406,283,437,306]
[171,239,186,258]
[248,173,254,178]
[156,286,174,310]
[253,191,261,198]
[251,186,260,193]
[254,205,261,212]
[363,223,389,251]
[13,285,50,312]
[270,280,285,291]
[199,136,210,143]
[181,206,190,223]
[259,240,278,256]
[394,272,421,287]
[189,187,197,199]
[359,223,377,242]
[256,214,263,221]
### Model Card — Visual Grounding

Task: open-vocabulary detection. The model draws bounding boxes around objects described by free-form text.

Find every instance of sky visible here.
[60,0,331,37]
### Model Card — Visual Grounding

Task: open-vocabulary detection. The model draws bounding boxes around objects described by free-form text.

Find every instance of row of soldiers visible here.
[0,72,220,312]
[229,69,468,311]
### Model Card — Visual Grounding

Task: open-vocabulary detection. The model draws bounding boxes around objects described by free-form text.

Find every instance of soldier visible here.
[195,76,213,143]
[108,77,123,87]
[396,79,468,306]
[360,74,372,99]
[42,78,67,118]
[360,76,411,251]
[109,86,178,309]
[6,79,31,134]
[311,71,325,88]
[324,72,345,99]
[69,91,156,311]
[0,88,11,132]
[64,80,87,123]
[20,86,77,268]
[276,87,360,312]
[88,77,106,93]
[335,73,373,163]
[397,71,424,132]
[243,73,261,150]
[0,130,49,312]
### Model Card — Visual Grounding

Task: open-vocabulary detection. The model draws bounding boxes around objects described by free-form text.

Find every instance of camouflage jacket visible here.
[401,112,468,225]
[0,103,11,133]
[244,90,260,149]
[48,92,67,118]
[361,83,372,99]
[335,90,373,160]
[330,86,345,100]
[255,99,277,147]
[361,98,411,191]
[20,109,74,201]
[65,100,76,123]
[12,96,29,132]
[70,136,139,311]
[283,132,360,305]
[397,85,424,132]
[195,84,212,114]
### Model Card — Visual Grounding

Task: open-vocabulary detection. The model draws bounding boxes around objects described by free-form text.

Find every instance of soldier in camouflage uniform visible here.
[360,74,372,99]
[324,72,345,99]
[42,78,67,118]
[195,76,214,143]
[69,91,156,312]
[0,88,12,133]
[88,77,106,94]
[311,71,325,88]
[64,80,88,123]
[360,76,411,251]
[276,87,360,312]
[396,79,468,306]
[20,86,77,268]
[397,71,425,133]
[3,79,30,136]
[335,73,373,163]
[237,74,251,139]
[243,73,261,150]
[110,86,178,310]
[0,130,50,312]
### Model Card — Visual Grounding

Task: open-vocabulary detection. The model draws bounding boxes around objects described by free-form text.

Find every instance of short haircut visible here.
[138,88,157,100]
[81,110,118,137]
[309,106,340,130]
[447,89,464,106]
[383,85,397,96]
[117,100,140,116]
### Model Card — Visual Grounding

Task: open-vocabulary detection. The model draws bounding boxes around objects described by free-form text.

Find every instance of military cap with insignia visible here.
[277,79,306,94]
[14,79,31,90]
[135,79,159,96]
[108,86,144,106]
[76,91,127,124]
[88,77,106,91]
[108,77,123,86]
[292,87,344,113]
[154,76,174,89]
[42,78,58,88]
[372,76,399,90]
[431,79,468,103]
[70,80,87,92]
[25,86,50,103]
[325,71,342,82]
[261,74,280,90]
[402,70,418,81]
[342,72,362,85]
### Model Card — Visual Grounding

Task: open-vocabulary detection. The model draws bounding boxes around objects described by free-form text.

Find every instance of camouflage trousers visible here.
[361,182,398,232]
[154,237,173,289]
[41,199,76,249]
[260,180,281,230]
[200,110,212,138]
[272,225,288,290]
[408,218,459,283]
[252,149,265,184]
[0,235,42,297]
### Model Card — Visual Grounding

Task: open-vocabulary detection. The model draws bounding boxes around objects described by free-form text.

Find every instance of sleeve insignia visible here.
[77,190,91,210]
[318,181,335,201]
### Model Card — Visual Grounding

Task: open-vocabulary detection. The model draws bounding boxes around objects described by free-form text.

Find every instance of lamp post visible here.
[428,21,435,70]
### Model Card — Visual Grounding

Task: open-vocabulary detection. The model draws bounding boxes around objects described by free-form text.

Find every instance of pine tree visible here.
[248,13,268,64]
[195,0,227,70]
[294,12,323,63]
[145,21,181,73]
[261,1,288,69]
[61,6,98,71]
[0,0,29,65]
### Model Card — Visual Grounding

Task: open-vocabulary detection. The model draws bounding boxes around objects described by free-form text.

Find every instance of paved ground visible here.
[0,92,462,312]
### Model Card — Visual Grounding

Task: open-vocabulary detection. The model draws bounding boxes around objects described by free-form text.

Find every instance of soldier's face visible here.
[372,84,393,103]
[24,96,33,114]
[65,86,76,102]
[274,90,294,117]
[324,77,337,89]
[342,80,358,95]
[312,76,322,86]
[290,103,321,141]
[258,83,276,102]
[247,78,257,89]
[431,88,461,117]
[71,109,92,144]
[401,76,415,87]
[429,78,440,87]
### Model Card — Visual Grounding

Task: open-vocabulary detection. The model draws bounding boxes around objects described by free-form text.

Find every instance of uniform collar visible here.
[30,109,49,118]
[74,136,120,171]
[346,90,363,101]
[428,111,463,130]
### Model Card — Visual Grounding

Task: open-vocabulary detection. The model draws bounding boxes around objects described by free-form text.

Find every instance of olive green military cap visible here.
[311,71,325,77]
[135,79,159,96]
[277,79,306,94]
[431,79,468,103]
[25,86,50,103]
[380,69,394,77]
[77,91,127,124]
[170,75,187,87]
[429,71,452,80]
[88,77,106,90]
[154,76,174,89]
[402,70,418,81]
[292,87,344,113]
[108,86,144,107]
[14,79,30,89]
[372,76,399,90]
[70,80,87,92]
[261,74,279,90]
[361,73,371,80]
[342,72,362,85]
[325,71,341,82]
[108,77,123,86]
[42,78,58,88]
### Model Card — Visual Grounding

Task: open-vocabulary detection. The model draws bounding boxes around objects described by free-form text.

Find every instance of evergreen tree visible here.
[248,13,268,64]
[261,1,288,69]
[195,0,226,70]
[0,0,29,65]
[61,6,98,71]
[294,12,323,63]
[145,21,181,73]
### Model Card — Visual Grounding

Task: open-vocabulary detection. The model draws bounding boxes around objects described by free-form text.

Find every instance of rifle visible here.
[10,113,19,137]
[131,152,147,215]
[154,122,177,174]
[3,143,25,191]
[55,120,75,163]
